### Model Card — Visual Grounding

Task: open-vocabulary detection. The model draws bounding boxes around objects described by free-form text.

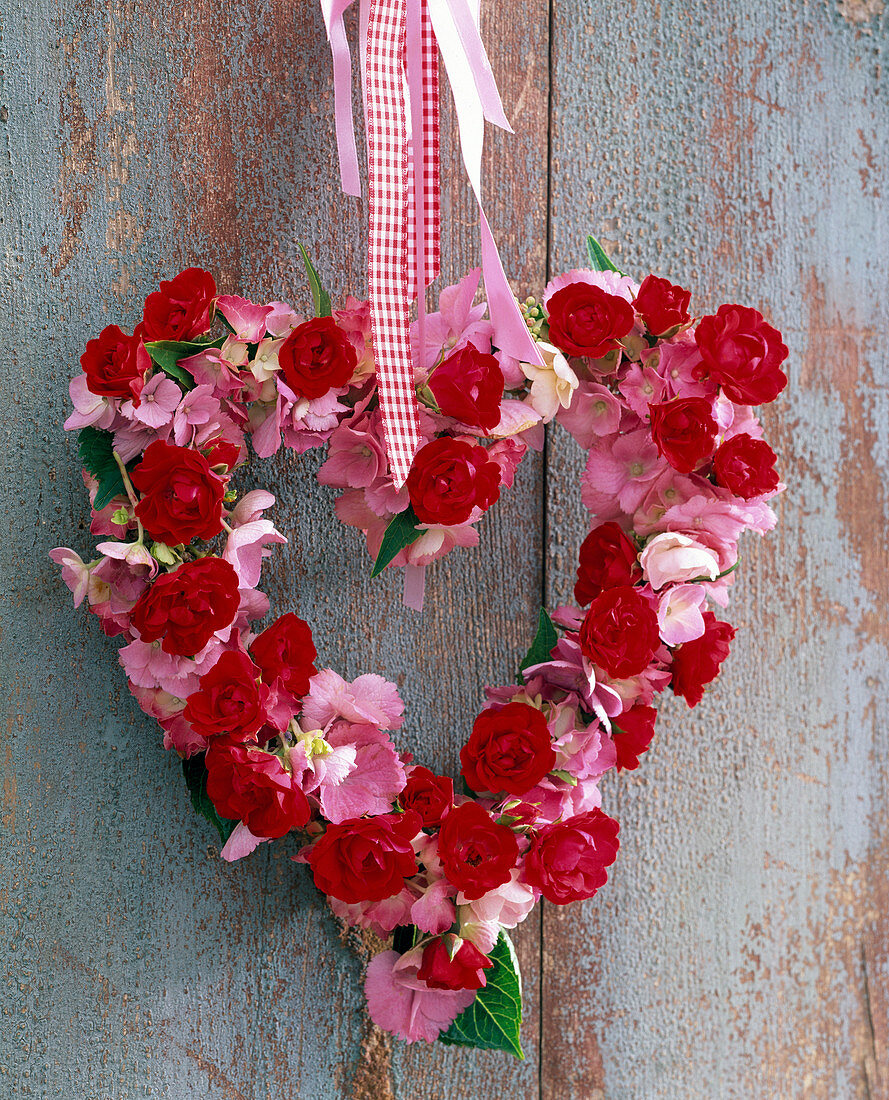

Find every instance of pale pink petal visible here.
[364,950,476,1043]
[223,520,287,587]
[657,583,707,646]
[410,880,456,935]
[216,295,275,343]
[221,822,271,862]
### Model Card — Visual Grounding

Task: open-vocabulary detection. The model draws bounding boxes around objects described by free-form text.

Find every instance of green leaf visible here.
[586,234,620,273]
[144,337,225,389]
[78,426,126,511]
[519,607,558,676]
[371,506,422,578]
[298,242,332,318]
[439,932,524,1059]
[181,755,238,844]
[550,768,578,787]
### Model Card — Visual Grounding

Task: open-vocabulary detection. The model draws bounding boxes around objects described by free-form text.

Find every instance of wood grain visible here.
[0,0,547,1097]
[2,0,887,1097]
[542,2,889,1098]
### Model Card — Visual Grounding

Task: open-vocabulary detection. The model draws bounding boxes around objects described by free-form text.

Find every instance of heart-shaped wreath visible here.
[52,238,786,1057]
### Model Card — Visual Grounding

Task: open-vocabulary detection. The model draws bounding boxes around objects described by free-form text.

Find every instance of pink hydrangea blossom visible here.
[301,670,405,731]
[223,521,287,587]
[171,384,221,446]
[364,949,476,1043]
[582,429,667,519]
[265,301,303,338]
[122,371,181,428]
[657,583,708,645]
[313,722,406,823]
[329,888,416,939]
[216,295,274,343]
[542,267,639,307]
[557,381,623,448]
[49,547,92,607]
[412,268,493,372]
[64,375,117,431]
[317,413,388,488]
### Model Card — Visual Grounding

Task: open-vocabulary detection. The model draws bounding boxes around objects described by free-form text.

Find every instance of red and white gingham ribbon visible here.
[319,0,542,489]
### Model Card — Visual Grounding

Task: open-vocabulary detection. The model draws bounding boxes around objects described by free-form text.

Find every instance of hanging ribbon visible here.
[318,0,544,490]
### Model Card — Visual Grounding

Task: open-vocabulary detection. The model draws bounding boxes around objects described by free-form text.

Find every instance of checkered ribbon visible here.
[319,0,543,488]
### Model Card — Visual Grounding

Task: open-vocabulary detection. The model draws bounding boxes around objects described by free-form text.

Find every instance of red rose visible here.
[633,274,692,335]
[713,433,780,499]
[649,397,719,474]
[575,522,641,605]
[671,610,736,707]
[131,439,226,545]
[437,801,519,901]
[406,437,501,526]
[546,282,635,358]
[305,811,421,903]
[579,585,660,679]
[141,267,217,342]
[205,737,311,838]
[427,344,504,431]
[460,702,555,796]
[417,935,494,991]
[249,613,318,699]
[400,766,454,827]
[130,556,240,655]
[80,324,151,403]
[278,316,357,399]
[612,705,657,771]
[184,651,270,741]
[204,439,242,473]
[694,303,788,405]
[524,808,620,904]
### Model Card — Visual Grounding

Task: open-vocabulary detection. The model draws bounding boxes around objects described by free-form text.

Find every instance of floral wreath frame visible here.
[53,236,786,1055]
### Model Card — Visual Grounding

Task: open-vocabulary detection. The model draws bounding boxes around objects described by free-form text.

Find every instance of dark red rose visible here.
[141,267,217,342]
[575,521,641,606]
[427,344,504,431]
[633,274,692,335]
[305,811,421,903]
[713,433,780,499]
[437,801,519,901]
[579,585,660,679]
[671,610,736,707]
[130,556,240,655]
[612,705,657,771]
[407,437,501,526]
[417,935,494,991]
[81,324,151,403]
[649,397,719,474]
[205,737,311,838]
[694,303,788,405]
[278,316,357,399]
[131,439,226,545]
[460,702,555,796]
[184,651,270,741]
[546,282,635,358]
[400,766,454,827]
[204,439,241,473]
[249,613,318,699]
[524,808,620,904]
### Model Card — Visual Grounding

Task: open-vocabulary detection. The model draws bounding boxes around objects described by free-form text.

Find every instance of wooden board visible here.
[1,0,887,1096]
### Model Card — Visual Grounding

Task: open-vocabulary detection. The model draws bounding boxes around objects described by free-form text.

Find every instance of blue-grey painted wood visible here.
[543,1,889,1097]
[3,0,887,1096]
[0,1,547,1097]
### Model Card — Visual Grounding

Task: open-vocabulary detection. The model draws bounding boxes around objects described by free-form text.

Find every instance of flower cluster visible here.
[52,248,785,1054]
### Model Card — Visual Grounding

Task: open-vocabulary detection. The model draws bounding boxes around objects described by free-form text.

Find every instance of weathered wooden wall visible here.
[1,0,887,1097]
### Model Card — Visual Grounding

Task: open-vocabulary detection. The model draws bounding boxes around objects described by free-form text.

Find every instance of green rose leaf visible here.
[144,337,225,389]
[371,506,422,578]
[519,606,558,677]
[181,755,238,844]
[439,931,524,1059]
[586,234,620,274]
[77,426,126,511]
[298,242,332,318]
